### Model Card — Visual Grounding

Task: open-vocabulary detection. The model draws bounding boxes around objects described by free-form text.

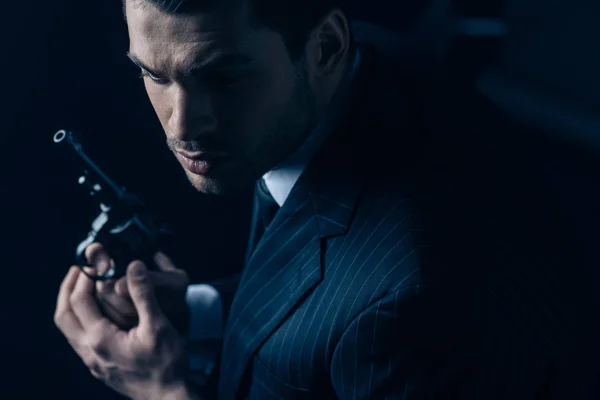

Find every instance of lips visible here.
[175,151,228,175]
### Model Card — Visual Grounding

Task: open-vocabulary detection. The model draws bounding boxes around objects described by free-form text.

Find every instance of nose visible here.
[167,83,217,142]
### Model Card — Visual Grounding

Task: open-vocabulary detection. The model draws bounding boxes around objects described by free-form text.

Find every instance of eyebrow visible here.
[126,51,254,77]
[127,52,157,74]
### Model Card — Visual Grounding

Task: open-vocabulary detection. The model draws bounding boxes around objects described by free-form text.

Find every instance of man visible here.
[53,0,594,399]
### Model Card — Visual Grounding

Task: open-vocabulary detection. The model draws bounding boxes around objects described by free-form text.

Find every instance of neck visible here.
[314,49,355,119]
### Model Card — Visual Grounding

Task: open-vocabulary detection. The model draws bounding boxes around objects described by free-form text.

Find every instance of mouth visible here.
[175,151,230,175]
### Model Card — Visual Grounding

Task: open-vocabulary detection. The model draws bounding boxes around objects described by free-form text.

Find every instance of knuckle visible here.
[53,311,66,328]
[89,365,103,379]
[86,324,111,359]
[69,291,84,306]
[66,265,79,277]
[82,356,96,370]
[129,260,143,267]
[74,346,103,376]
[87,334,105,353]
[83,358,104,379]
[89,341,110,361]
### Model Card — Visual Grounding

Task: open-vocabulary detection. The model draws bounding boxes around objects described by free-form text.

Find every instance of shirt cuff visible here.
[185,284,223,385]
[185,284,224,341]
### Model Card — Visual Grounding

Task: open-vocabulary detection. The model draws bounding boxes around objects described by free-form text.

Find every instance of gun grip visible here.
[75,217,165,281]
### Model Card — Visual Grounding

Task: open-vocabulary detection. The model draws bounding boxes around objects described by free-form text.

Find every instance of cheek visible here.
[144,83,170,127]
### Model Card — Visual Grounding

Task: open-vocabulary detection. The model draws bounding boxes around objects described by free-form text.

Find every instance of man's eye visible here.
[139,70,168,85]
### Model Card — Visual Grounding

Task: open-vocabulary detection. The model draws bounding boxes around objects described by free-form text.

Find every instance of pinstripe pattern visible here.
[212,24,590,400]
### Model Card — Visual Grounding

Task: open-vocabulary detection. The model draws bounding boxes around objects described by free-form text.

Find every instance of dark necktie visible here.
[246,178,280,259]
[256,178,280,231]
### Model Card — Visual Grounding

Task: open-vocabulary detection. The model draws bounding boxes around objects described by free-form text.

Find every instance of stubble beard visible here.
[189,60,317,196]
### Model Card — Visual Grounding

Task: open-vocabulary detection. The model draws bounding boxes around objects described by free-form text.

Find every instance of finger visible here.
[96,279,125,301]
[114,277,130,298]
[96,281,137,315]
[95,278,115,296]
[98,299,139,330]
[70,267,107,329]
[118,270,185,295]
[85,242,113,275]
[55,267,85,339]
[56,266,82,317]
[126,261,164,329]
[153,251,177,271]
[96,281,138,328]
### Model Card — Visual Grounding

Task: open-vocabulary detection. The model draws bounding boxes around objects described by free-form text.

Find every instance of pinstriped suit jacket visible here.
[211,24,594,400]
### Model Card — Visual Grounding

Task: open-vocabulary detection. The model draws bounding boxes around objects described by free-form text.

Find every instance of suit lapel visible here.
[218,44,376,399]
[218,149,366,399]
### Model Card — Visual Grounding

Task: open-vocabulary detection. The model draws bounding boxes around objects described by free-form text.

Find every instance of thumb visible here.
[126,261,163,328]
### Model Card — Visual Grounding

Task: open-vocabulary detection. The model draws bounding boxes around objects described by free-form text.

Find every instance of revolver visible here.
[53,129,173,281]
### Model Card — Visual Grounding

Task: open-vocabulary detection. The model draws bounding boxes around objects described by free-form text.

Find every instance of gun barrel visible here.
[53,129,126,200]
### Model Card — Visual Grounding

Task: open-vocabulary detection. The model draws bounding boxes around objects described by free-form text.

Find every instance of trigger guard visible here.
[76,262,116,281]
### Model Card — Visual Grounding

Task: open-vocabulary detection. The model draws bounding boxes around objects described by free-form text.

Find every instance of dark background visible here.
[1,0,599,398]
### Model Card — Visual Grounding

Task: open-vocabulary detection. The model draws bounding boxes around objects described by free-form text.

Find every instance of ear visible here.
[305,9,352,79]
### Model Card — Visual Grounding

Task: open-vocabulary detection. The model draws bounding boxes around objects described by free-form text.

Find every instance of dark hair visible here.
[126,0,349,60]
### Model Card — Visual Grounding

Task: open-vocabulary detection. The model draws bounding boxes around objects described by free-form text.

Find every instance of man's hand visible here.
[85,243,190,334]
[54,262,197,400]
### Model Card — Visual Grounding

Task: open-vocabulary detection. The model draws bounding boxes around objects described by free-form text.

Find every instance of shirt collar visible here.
[262,49,362,206]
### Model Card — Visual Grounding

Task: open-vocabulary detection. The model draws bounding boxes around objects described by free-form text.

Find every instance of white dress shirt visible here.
[185,49,362,380]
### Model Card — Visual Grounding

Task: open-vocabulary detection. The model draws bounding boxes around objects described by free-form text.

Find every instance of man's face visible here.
[125,0,316,195]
